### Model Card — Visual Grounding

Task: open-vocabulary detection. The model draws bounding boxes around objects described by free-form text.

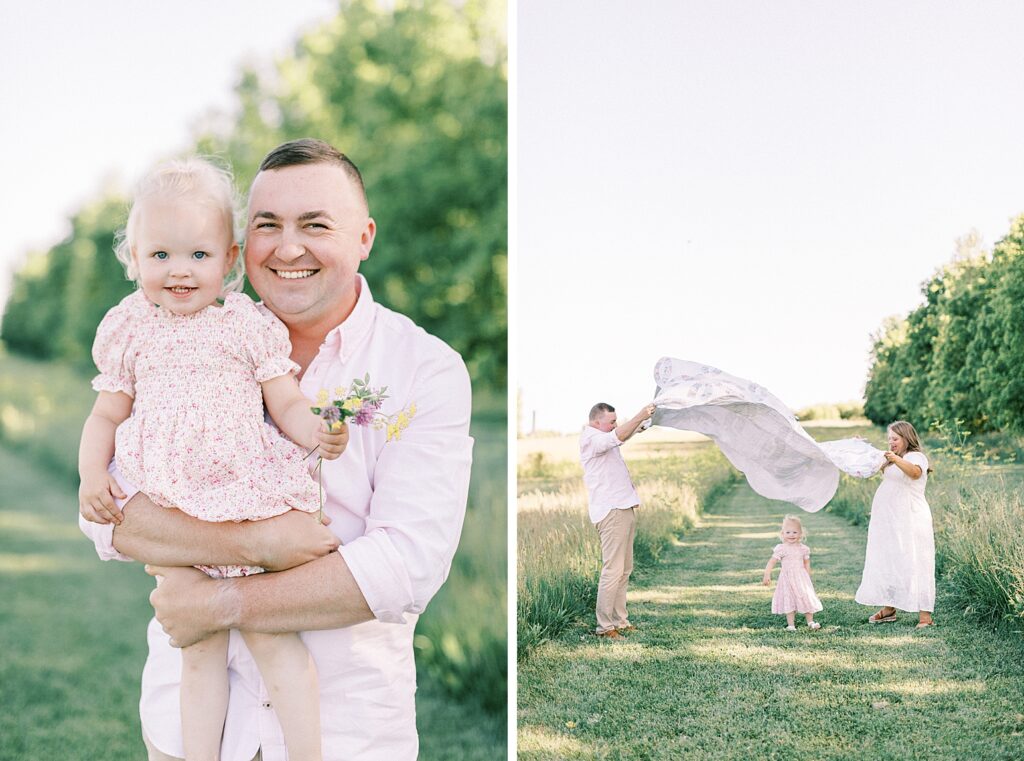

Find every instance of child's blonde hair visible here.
[780,514,806,542]
[114,156,244,293]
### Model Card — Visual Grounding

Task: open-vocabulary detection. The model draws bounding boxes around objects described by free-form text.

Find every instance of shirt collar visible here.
[322,273,375,362]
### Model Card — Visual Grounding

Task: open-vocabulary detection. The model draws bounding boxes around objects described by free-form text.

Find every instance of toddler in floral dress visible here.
[761,515,822,631]
[77,158,345,761]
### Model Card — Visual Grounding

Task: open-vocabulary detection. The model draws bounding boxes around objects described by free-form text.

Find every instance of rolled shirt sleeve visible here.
[78,459,139,562]
[337,350,473,624]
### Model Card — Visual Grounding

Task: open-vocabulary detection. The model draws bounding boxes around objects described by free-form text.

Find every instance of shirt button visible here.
[262,701,272,709]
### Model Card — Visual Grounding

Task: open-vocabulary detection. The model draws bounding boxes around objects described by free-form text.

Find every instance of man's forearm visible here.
[113,492,255,566]
[616,416,646,442]
[113,492,340,571]
[221,552,374,634]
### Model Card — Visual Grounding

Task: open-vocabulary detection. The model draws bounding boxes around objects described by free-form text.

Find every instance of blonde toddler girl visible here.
[762,515,822,631]
[78,157,344,761]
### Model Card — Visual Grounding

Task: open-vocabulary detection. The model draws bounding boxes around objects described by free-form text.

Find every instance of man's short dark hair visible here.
[259,138,368,210]
[589,402,615,422]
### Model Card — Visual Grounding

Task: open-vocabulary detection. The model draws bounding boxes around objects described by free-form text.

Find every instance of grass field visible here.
[0,350,506,759]
[519,481,1024,760]
[517,424,1024,759]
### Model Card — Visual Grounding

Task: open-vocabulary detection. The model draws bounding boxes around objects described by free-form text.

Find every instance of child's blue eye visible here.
[193,251,208,260]
[154,251,168,260]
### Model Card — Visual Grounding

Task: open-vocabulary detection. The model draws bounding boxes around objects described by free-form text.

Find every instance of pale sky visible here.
[0,0,338,307]
[516,1,1024,434]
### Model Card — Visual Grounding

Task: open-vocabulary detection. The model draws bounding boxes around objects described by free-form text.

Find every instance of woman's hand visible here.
[883,451,901,464]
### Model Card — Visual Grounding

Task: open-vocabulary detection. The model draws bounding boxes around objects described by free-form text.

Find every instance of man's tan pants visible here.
[595,506,636,634]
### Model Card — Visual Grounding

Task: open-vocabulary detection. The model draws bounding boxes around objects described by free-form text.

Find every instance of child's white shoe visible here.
[785,625,797,632]
[807,621,821,630]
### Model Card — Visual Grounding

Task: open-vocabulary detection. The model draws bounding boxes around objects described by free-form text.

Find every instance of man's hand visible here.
[251,510,340,572]
[146,565,232,648]
[316,421,349,461]
[79,471,127,525]
[637,403,656,421]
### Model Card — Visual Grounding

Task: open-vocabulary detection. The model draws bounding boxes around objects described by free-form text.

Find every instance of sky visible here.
[516,1,1024,434]
[0,0,338,307]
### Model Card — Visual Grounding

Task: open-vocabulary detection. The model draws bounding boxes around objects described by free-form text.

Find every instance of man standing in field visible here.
[579,401,656,638]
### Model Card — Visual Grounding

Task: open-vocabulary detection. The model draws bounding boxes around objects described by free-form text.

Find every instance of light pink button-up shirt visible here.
[80,276,474,761]
[579,426,640,524]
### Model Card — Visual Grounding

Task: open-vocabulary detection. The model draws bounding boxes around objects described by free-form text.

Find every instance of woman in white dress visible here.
[855,420,936,628]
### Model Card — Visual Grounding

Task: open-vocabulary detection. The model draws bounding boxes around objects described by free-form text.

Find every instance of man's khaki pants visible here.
[595,506,636,634]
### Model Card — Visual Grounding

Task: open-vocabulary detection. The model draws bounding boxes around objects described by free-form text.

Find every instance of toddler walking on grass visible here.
[762,514,822,631]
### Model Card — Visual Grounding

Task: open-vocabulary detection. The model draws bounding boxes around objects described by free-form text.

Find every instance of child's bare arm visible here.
[79,391,133,524]
[804,557,812,574]
[762,556,777,585]
[261,375,348,459]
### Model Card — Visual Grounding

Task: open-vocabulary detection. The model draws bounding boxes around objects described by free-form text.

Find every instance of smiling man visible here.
[80,139,474,761]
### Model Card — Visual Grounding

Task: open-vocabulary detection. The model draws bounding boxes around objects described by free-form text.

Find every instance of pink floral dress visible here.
[771,542,823,615]
[92,290,319,578]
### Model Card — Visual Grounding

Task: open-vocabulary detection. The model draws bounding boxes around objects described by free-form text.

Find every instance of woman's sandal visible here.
[915,620,935,629]
[868,608,897,623]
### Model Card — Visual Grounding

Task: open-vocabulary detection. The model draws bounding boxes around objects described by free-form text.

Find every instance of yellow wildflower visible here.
[342,397,362,412]
[316,389,329,406]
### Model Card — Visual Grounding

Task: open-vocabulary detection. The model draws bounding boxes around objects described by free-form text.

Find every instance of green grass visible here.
[518,479,1024,760]
[0,350,506,758]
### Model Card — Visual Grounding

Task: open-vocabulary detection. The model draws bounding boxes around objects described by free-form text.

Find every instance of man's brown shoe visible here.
[596,629,622,639]
[617,625,637,633]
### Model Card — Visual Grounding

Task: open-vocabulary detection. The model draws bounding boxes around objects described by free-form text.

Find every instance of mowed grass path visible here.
[519,483,1024,760]
[0,446,502,760]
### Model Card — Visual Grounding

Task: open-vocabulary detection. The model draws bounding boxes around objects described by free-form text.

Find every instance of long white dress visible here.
[651,358,884,512]
[855,451,935,612]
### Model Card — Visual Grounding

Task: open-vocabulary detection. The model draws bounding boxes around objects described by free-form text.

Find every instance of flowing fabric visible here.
[651,357,884,512]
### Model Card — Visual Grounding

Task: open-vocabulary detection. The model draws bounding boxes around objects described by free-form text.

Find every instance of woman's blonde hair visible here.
[885,420,933,472]
[780,514,806,542]
[113,156,244,293]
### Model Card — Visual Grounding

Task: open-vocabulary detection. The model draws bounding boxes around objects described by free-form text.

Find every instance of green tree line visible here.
[864,214,1024,432]
[1,0,507,390]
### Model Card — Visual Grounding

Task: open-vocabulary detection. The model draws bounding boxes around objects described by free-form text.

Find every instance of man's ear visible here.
[359,218,377,261]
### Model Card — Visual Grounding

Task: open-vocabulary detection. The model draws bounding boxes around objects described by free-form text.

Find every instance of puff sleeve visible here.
[91,294,140,397]
[772,543,785,560]
[240,296,300,381]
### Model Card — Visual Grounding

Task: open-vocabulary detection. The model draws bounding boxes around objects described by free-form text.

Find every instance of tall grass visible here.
[517,448,736,658]
[0,349,507,714]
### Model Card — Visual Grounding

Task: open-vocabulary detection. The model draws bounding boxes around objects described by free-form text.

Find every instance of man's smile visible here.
[273,268,318,280]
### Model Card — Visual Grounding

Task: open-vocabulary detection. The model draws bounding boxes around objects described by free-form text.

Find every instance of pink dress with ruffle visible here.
[91,290,319,578]
[771,542,823,615]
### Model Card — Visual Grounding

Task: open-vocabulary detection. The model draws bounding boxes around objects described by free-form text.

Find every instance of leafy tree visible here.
[864,215,1024,434]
